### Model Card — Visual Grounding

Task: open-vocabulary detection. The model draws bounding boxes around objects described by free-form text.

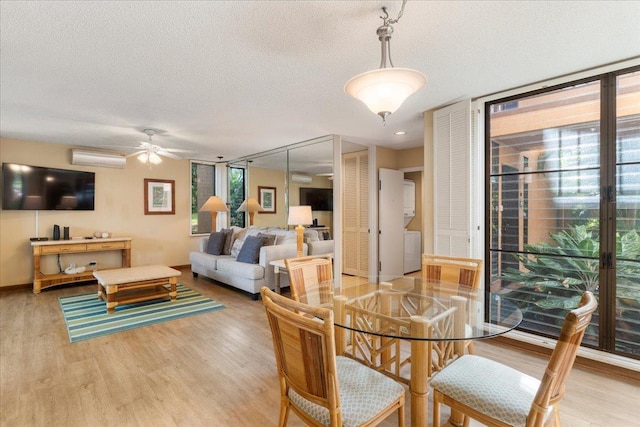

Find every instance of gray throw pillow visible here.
[206,232,225,255]
[220,228,234,255]
[236,235,264,264]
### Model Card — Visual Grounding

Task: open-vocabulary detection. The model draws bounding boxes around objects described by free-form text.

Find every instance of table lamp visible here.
[237,197,264,226]
[199,196,228,232]
[288,205,313,257]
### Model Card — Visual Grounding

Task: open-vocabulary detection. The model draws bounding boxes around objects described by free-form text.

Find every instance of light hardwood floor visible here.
[1,269,638,426]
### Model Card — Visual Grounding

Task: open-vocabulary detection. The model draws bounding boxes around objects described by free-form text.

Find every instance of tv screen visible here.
[2,163,95,210]
[299,187,333,211]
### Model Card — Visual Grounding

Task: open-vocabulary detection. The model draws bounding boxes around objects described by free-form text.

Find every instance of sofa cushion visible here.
[206,232,226,255]
[237,235,264,264]
[216,258,265,280]
[189,251,231,270]
[274,230,298,245]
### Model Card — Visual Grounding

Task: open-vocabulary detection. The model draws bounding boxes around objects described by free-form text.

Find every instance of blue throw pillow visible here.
[236,235,264,264]
[206,232,226,255]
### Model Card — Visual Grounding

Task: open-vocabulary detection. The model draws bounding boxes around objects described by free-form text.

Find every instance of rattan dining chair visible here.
[430,291,597,427]
[260,287,406,427]
[421,254,483,354]
[285,255,333,304]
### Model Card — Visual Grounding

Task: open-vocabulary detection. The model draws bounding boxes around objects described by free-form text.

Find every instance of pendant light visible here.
[344,0,426,124]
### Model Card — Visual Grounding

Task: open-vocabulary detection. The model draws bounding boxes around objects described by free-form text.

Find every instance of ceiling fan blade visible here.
[125,150,146,157]
[157,150,182,160]
[163,147,194,153]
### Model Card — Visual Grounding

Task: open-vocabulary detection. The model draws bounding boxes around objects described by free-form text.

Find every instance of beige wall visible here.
[247,166,287,228]
[0,137,200,288]
[246,166,333,231]
[397,146,424,169]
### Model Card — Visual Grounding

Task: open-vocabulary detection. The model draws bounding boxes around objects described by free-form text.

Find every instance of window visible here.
[228,166,245,228]
[191,161,216,235]
[486,66,640,359]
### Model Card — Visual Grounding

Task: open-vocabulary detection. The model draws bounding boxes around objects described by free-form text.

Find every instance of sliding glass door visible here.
[486,66,640,358]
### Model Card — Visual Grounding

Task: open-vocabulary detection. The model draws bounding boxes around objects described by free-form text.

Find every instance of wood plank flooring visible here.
[1,269,638,426]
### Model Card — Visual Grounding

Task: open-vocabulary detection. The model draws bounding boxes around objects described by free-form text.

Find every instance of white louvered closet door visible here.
[342,150,369,276]
[433,100,472,257]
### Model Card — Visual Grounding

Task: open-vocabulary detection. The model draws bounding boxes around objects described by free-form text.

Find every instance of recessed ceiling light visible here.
[394,131,407,135]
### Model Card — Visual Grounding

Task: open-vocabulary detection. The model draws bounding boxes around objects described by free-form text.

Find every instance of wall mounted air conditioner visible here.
[71,149,126,169]
[290,174,312,184]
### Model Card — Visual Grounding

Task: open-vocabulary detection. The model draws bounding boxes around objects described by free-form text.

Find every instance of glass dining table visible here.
[298,276,523,427]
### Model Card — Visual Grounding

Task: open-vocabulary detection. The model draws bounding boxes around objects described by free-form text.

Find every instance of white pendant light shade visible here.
[345,67,427,117]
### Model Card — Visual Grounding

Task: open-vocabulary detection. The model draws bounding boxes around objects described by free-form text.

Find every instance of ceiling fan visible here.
[127,129,189,165]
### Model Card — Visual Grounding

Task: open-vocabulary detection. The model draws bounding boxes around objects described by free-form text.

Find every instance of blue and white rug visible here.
[59,284,224,342]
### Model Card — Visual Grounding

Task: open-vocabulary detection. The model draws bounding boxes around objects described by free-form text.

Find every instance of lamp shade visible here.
[344,67,427,117]
[236,197,264,213]
[199,196,228,232]
[288,205,313,226]
[288,205,313,257]
[199,196,228,213]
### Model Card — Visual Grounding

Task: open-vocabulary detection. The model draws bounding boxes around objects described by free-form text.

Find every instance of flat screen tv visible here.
[299,187,333,211]
[2,163,95,210]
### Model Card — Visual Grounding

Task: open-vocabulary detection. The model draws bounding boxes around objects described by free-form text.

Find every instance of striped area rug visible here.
[59,284,224,343]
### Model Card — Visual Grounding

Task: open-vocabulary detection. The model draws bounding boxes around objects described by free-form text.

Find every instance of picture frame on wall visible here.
[258,186,276,214]
[144,179,175,215]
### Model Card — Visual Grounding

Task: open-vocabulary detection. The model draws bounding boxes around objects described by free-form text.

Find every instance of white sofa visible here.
[189,226,334,299]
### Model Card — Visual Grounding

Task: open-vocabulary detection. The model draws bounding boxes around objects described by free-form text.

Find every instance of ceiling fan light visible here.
[149,152,162,164]
[137,152,149,163]
[345,67,427,116]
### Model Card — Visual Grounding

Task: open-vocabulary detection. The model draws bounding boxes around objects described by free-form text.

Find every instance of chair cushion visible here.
[288,356,404,427]
[430,355,552,427]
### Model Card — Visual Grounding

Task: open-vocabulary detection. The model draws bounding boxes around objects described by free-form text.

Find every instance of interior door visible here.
[342,150,369,277]
[379,168,404,280]
[433,100,472,257]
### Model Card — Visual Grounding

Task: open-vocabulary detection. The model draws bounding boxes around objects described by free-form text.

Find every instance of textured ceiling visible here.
[1,1,639,162]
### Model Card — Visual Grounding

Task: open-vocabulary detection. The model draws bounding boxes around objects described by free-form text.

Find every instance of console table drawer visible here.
[87,241,126,251]
[41,244,86,254]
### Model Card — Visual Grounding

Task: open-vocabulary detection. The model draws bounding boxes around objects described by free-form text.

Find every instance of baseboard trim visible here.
[1,264,191,293]
[493,331,640,382]
[0,283,31,292]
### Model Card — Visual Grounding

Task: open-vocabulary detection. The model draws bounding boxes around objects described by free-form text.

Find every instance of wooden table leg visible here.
[410,315,429,427]
[106,285,117,314]
[169,277,177,301]
[334,296,347,356]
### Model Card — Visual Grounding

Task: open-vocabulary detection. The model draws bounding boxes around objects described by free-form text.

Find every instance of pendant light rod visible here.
[377,0,406,69]
[344,0,426,124]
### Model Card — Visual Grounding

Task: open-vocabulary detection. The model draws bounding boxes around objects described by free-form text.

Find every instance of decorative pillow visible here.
[236,235,264,264]
[206,232,226,255]
[261,234,276,247]
[220,228,234,255]
[230,238,244,258]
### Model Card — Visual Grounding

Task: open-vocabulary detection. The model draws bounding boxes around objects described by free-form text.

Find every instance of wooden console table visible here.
[31,237,132,294]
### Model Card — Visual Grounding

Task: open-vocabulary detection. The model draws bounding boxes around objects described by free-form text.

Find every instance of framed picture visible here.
[144,179,175,215]
[258,186,276,214]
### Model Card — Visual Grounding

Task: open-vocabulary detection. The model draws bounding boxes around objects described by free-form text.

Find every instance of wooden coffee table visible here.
[94,265,181,313]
